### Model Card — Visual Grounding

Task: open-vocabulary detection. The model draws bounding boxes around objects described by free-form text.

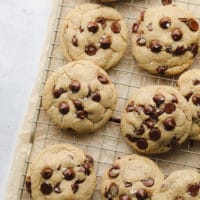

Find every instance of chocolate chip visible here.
[109,165,120,178]
[40,182,53,195]
[175,196,184,200]
[191,43,199,57]
[69,80,81,93]
[59,102,69,115]
[98,74,109,84]
[149,128,161,141]
[134,105,144,114]
[85,43,97,56]
[76,110,87,119]
[144,105,155,115]
[87,22,99,33]
[185,92,193,101]
[151,109,164,119]
[188,18,199,31]
[25,177,31,194]
[119,194,131,200]
[187,183,200,196]
[136,189,148,200]
[159,17,171,29]
[111,21,121,33]
[193,79,200,86]
[136,138,148,150]
[147,23,153,31]
[57,164,61,170]
[156,66,167,75]
[79,26,84,33]
[124,181,132,187]
[126,134,137,142]
[54,183,62,193]
[150,40,162,52]
[192,94,200,106]
[145,119,156,128]
[96,17,106,29]
[107,183,119,198]
[87,85,92,97]
[153,94,165,106]
[71,183,79,193]
[135,125,145,135]
[109,117,121,123]
[179,18,188,23]
[171,94,178,103]
[126,102,134,112]
[137,36,146,46]
[63,168,75,180]
[173,46,186,56]
[73,100,83,110]
[41,168,53,180]
[162,0,172,5]
[171,28,183,41]
[72,35,78,47]
[164,103,176,114]
[166,45,172,53]
[100,36,112,49]
[140,10,145,21]
[168,136,179,149]
[85,155,94,168]
[53,88,65,98]
[142,177,154,187]
[164,117,176,131]
[132,22,140,33]
[91,91,101,102]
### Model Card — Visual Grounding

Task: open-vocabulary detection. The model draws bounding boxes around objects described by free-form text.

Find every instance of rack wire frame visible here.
[18,0,200,199]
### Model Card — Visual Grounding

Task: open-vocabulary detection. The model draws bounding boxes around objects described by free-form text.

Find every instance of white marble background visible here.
[0,0,51,198]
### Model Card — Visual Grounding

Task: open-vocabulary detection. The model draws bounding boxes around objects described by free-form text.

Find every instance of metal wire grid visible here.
[18,0,200,199]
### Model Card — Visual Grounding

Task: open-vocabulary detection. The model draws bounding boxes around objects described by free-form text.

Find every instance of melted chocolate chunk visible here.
[164,103,176,114]
[69,80,81,93]
[193,79,200,86]
[137,36,146,46]
[25,177,31,194]
[164,117,176,131]
[59,102,70,115]
[168,136,179,149]
[134,105,144,114]
[187,183,200,196]
[191,43,199,57]
[85,155,94,168]
[126,102,134,112]
[185,92,193,101]
[132,22,140,33]
[135,125,145,135]
[98,74,109,84]
[179,18,188,23]
[142,177,154,187]
[173,46,186,56]
[105,183,119,198]
[54,183,62,193]
[171,28,183,41]
[109,117,121,123]
[136,138,148,150]
[71,183,79,193]
[151,109,164,119]
[150,40,162,52]
[147,23,153,31]
[87,22,99,33]
[124,181,132,187]
[100,36,112,49]
[79,26,84,33]
[192,94,200,106]
[87,86,92,97]
[156,66,167,75]
[136,189,148,200]
[153,94,165,106]
[188,18,199,32]
[72,35,78,47]
[41,168,53,180]
[159,17,171,29]
[171,94,178,103]
[85,44,97,56]
[144,105,155,115]
[53,88,65,98]
[166,45,172,53]
[162,0,172,5]
[40,182,53,195]
[126,134,137,142]
[149,128,161,141]
[111,21,121,33]
[73,100,83,110]
[76,110,88,119]
[109,165,120,178]
[145,119,156,128]
[63,168,75,180]
[119,194,131,200]
[96,17,106,29]
[91,91,101,102]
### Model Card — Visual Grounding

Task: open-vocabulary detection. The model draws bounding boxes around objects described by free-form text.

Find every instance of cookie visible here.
[25,144,96,200]
[60,3,128,70]
[132,5,199,76]
[101,154,164,200]
[177,69,200,141]
[42,60,117,133]
[152,169,200,200]
[120,85,192,154]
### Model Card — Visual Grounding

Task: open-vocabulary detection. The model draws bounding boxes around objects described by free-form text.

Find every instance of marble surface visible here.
[0,0,51,198]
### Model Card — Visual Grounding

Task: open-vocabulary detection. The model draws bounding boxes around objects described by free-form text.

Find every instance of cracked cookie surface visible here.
[101,154,164,200]
[61,3,128,70]
[25,144,96,200]
[177,69,200,141]
[152,169,200,200]
[132,5,199,76]
[121,86,192,154]
[42,60,117,133]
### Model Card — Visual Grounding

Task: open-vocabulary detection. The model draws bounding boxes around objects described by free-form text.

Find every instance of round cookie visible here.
[120,85,192,154]
[132,5,199,76]
[177,69,200,140]
[152,169,200,200]
[42,60,117,133]
[60,3,128,70]
[101,154,164,200]
[25,144,96,200]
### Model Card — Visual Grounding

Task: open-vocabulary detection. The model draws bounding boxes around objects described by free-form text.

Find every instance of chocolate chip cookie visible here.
[42,60,117,133]
[101,154,164,200]
[121,86,192,154]
[25,144,96,200]
[61,3,128,70]
[152,169,200,200]
[177,69,200,141]
[132,5,199,76]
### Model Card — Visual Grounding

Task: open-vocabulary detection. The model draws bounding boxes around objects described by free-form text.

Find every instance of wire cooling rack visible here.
[18,0,200,199]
